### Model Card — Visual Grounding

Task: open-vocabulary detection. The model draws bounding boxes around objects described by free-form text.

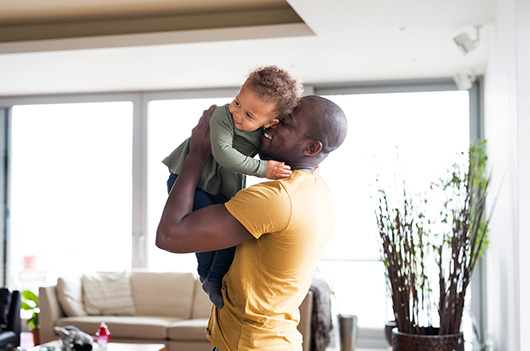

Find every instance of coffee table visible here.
[30,340,166,351]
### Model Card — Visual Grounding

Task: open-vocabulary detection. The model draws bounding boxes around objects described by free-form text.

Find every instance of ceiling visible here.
[0,0,496,97]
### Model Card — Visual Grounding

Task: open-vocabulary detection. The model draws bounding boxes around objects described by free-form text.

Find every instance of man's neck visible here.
[291,164,318,174]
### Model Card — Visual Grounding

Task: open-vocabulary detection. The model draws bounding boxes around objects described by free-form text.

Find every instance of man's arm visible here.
[156,105,253,254]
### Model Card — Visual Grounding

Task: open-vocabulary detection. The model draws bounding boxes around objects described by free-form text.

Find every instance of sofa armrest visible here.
[39,286,65,343]
[298,290,313,351]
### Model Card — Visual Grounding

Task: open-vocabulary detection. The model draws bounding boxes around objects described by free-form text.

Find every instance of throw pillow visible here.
[56,276,87,317]
[82,271,136,316]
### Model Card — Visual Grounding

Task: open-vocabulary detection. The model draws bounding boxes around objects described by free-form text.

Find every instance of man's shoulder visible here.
[244,171,325,200]
[225,178,292,237]
[228,179,290,212]
[279,170,324,186]
[278,171,332,203]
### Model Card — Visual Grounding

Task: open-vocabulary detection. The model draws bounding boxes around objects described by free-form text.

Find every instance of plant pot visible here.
[31,328,41,346]
[392,327,464,351]
[384,321,396,346]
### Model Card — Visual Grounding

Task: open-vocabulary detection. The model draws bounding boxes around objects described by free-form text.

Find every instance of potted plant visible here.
[374,140,491,351]
[22,289,40,345]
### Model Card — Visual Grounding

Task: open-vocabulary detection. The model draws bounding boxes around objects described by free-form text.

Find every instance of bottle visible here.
[94,322,112,350]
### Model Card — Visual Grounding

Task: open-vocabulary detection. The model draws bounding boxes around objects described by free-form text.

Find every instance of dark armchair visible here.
[0,288,21,351]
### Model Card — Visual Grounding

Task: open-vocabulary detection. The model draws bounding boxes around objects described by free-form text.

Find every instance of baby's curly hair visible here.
[244,65,303,118]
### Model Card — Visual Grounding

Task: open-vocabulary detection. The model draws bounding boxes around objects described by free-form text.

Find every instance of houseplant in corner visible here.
[374,140,490,351]
[22,289,41,345]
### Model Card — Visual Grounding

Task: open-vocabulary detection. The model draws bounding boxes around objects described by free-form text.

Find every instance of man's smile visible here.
[264,131,273,140]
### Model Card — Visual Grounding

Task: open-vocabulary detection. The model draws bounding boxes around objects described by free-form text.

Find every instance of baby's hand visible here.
[265,160,292,180]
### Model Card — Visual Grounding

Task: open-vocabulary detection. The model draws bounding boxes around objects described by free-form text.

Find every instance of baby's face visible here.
[229,83,279,132]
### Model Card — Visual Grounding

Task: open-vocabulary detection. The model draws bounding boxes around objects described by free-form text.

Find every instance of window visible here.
[9,101,133,292]
[315,90,470,345]
[147,97,232,272]
[144,89,471,340]
[0,80,480,348]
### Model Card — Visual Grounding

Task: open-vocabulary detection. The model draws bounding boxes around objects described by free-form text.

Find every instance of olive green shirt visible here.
[162,104,268,198]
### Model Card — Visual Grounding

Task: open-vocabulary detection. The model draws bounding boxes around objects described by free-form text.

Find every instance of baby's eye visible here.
[234,100,240,107]
[246,113,254,120]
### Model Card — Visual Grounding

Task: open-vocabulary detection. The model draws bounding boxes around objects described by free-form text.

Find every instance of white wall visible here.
[516,1,530,351]
[484,0,530,350]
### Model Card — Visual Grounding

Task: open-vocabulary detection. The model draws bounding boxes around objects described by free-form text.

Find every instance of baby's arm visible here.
[210,107,290,179]
[265,160,292,180]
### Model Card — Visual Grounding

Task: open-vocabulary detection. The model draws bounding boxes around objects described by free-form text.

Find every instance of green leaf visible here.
[21,301,35,311]
[22,290,38,305]
[21,289,40,329]
[28,311,39,330]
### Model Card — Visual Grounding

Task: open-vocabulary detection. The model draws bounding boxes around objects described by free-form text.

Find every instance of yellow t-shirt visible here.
[207,170,335,350]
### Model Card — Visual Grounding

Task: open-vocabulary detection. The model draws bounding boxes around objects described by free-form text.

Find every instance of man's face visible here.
[258,102,311,162]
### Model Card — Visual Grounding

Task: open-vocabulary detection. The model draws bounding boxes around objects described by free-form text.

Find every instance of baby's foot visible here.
[202,279,224,308]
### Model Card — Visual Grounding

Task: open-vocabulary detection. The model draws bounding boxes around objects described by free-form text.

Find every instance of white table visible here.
[30,340,166,351]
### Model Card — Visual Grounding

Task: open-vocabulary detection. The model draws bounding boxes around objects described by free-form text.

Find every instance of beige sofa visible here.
[39,271,313,351]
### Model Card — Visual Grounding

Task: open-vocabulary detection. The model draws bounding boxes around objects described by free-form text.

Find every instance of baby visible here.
[163,65,303,307]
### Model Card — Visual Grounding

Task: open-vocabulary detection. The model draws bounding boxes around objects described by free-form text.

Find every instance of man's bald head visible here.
[301,95,347,157]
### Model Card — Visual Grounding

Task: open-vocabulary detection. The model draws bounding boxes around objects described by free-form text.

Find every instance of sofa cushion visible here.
[168,319,209,341]
[56,315,182,340]
[57,276,87,317]
[130,271,196,318]
[82,271,136,316]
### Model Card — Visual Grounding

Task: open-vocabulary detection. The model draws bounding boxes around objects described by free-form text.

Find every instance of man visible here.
[156,95,347,350]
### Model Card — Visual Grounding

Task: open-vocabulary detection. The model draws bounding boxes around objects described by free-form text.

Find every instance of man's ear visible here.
[264,119,279,128]
[303,140,322,156]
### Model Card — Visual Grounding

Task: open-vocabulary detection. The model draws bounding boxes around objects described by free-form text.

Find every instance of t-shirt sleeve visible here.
[210,106,267,177]
[224,181,291,239]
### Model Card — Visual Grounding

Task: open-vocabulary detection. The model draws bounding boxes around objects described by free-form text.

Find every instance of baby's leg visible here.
[196,192,228,308]
[202,247,236,308]
[166,174,220,283]
[193,189,217,280]
[166,172,178,194]
[207,247,236,284]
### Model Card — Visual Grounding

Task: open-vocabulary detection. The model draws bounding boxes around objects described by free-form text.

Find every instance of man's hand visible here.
[188,105,216,163]
[265,160,292,179]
